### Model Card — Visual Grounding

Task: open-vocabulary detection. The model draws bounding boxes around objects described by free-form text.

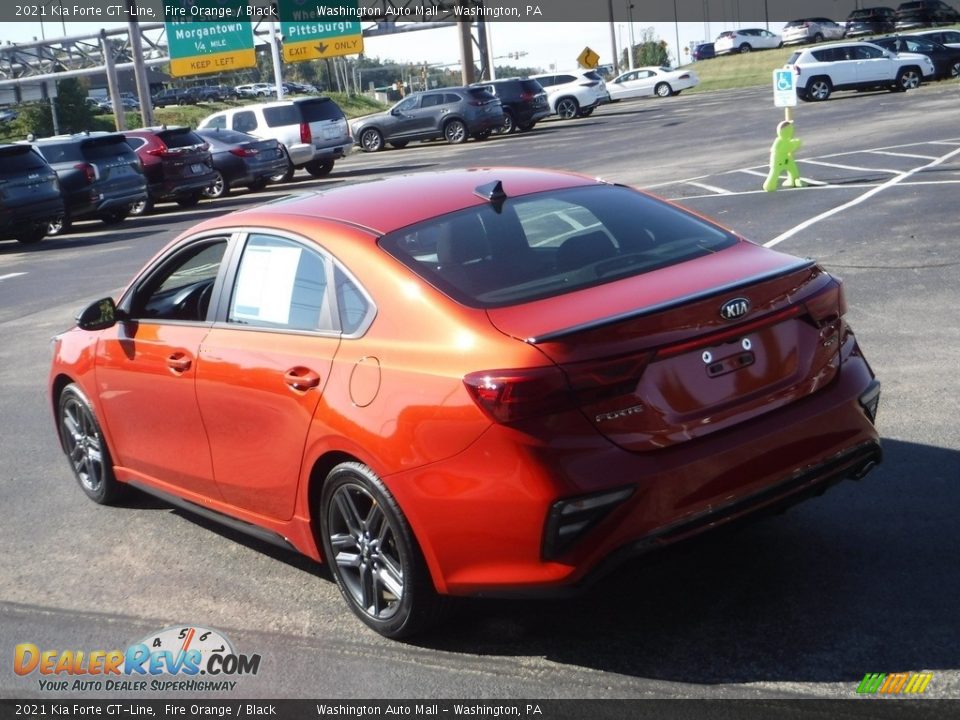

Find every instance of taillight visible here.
[679,74,690,79]
[804,277,847,326]
[74,163,97,183]
[229,147,259,157]
[300,122,311,144]
[463,367,573,424]
[146,140,170,158]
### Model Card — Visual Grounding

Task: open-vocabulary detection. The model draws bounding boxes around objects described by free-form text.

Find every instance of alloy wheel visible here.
[60,395,106,495]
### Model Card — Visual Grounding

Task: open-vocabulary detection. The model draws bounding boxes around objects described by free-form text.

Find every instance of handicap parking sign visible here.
[773,69,797,107]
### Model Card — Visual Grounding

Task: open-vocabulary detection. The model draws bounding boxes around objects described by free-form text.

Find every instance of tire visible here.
[47,215,71,236]
[247,178,269,192]
[202,170,229,199]
[128,197,153,216]
[655,82,673,98]
[305,159,334,178]
[388,141,408,149]
[473,130,492,141]
[360,128,384,152]
[176,191,203,208]
[517,122,536,132]
[99,209,129,225]
[812,32,824,43]
[499,110,516,135]
[58,383,123,505]
[14,223,47,244]
[950,61,960,79]
[555,96,579,120]
[806,77,832,101]
[578,107,594,117]
[269,148,295,183]
[443,119,468,144]
[739,43,752,53]
[895,67,922,91]
[320,462,444,639]
[672,90,683,96]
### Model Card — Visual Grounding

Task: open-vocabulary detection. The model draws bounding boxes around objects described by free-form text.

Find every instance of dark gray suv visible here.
[32,133,147,235]
[351,87,504,152]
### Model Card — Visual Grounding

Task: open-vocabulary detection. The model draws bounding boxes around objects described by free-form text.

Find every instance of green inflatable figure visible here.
[763,120,805,192]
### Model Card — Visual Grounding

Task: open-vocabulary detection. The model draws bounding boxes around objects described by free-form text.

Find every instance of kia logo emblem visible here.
[720,297,750,320]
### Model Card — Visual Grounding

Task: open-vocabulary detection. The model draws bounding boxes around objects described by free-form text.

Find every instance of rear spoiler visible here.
[525,258,818,344]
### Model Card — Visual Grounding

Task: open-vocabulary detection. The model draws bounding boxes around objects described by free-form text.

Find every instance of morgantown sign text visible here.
[164,0,256,77]
[279,0,364,63]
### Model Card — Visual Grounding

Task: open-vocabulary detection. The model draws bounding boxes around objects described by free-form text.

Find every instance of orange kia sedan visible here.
[50,168,881,638]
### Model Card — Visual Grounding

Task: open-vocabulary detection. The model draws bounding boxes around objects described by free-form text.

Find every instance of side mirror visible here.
[76,297,121,331]
[391,108,402,116]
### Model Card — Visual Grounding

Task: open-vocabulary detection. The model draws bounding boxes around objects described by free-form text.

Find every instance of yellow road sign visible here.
[577,47,600,69]
[170,49,256,77]
[283,34,364,63]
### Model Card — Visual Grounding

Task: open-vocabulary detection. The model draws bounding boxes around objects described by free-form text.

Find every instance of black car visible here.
[470,78,550,134]
[0,144,63,245]
[151,88,193,108]
[873,34,960,77]
[32,133,147,235]
[845,7,897,36]
[185,86,224,103]
[351,87,504,152]
[123,127,216,215]
[895,0,960,28]
[693,42,716,60]
[195,128,289,198]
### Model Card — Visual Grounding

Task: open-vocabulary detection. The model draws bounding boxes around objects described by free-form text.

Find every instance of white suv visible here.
[198,97,351,180]
[786,41,935,101]
[530,71,609,120]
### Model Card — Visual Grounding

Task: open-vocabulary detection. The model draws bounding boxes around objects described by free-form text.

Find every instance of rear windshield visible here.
[199,129,255,146]
[159,129,205,148]
[300,99,343,122]
[0,145,49,172]
[466,87,496,101]
[36,137,133,163]
[379,185,737,308]
[519,79,544,93]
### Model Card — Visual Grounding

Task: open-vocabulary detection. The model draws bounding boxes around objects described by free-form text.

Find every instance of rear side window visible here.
[263,105,301,127]
[298,99,344,123]
[380,185,737,308]
[0,146,50,172]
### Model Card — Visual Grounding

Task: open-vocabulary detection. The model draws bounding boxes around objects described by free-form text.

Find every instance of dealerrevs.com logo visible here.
[856,672,933,696]
[14,625,261,693]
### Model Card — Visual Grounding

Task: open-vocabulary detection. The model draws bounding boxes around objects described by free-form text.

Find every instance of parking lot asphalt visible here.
[1,80,958,702]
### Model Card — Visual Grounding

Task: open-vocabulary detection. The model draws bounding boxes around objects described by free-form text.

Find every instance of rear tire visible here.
[47,215,71,236]
[99,209,129,225]
[739,43,752,53]
[202,170,229,199]
[14,223,47,244]
[305,159,334,177]
[176,191,203,208]
[655,82,673,97]
[388,141,408,149]
[806,77,832,101]
[443,119,468,144]
[499,110,516,135]
[270,149,295,182]
[247,178,269,192]
[320,462,445,639]
[360,128,384,152]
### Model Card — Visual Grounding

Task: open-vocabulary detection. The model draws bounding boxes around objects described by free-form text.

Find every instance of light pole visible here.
[626,1,636,70]
[673,0,681,68]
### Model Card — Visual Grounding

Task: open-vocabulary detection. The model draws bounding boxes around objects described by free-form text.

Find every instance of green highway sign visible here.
[164,0,255,77]
[279,0,364,63]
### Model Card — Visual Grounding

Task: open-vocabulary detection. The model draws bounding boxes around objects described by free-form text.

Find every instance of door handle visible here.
[166,353,192,373]
[284,367,321,391]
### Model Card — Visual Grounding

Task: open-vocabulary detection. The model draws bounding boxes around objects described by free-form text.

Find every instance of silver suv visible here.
[530,71,609,120]
[198,97,351,181]
[786,41,935,100]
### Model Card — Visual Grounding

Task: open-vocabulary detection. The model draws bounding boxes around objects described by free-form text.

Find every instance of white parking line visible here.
[0,272,27,281]
[764,144,960,248]
[799,159,902,174]
[687,182,731,195]
[869,150,938,161]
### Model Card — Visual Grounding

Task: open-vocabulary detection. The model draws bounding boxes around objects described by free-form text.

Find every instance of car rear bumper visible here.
[386,335,881,596]
[288,141,352,167]
[0,196,64,231]
[149,174,216,201]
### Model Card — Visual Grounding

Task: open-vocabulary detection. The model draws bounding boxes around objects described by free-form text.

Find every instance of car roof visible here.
[188,167,600,237]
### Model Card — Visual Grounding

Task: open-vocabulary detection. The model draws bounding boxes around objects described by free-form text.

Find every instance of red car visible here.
[50,168,881,638]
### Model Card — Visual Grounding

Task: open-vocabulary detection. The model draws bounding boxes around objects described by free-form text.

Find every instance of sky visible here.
[1,20,789,73]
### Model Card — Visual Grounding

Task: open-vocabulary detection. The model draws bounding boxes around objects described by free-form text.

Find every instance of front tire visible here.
[320,462,443,639]
[99,208,129,225]
[499,110,516,135]
[360,128,384,152]
[128,197,154,216]
[655,82,673,98]
[739,43,752,53]
[176,191,203,208]
[47,215,71,236]
[555,97,579,120]
[58,383,123,505]
[444,119,468,144]
[895,67,922,91]
[14,223,47,244]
